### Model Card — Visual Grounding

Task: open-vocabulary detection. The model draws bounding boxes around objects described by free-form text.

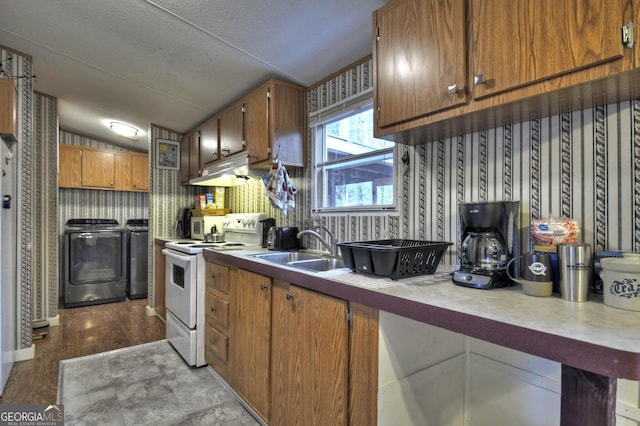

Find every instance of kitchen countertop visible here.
[202,247,640,380]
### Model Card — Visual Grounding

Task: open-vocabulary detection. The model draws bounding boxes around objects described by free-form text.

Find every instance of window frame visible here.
[309,90,397,214]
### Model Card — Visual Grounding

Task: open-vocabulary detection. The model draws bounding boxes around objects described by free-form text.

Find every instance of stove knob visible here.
[464,275,473,281]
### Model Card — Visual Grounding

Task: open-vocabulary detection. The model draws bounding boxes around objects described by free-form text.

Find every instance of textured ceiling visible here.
[0,0,386,150]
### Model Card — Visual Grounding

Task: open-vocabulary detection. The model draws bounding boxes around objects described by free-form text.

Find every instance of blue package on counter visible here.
[593,250,624,294]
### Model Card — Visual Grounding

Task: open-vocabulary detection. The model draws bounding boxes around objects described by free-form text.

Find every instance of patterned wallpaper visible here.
[227,59,401,250]
[33,93,58,326]
[12,54,640,353]
[231,58,640,269]
[148,125,200,306]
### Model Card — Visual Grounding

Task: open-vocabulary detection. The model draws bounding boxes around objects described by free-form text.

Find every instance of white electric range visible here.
[162,213,267,366]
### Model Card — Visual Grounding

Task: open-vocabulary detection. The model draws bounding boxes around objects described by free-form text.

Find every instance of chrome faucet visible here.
[296,229,337,257]
[303,218,338,243]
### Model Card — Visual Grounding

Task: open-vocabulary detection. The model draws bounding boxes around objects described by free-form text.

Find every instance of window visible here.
[312,98,395,212]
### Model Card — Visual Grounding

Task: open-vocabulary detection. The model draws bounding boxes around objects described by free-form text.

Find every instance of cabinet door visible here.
[205,322,229,364]
[271,280,349,425]
[189,130,200,179]
[245,83,270,164]
[374,0,467,128]
[471,0,629,99]
[58,144,82,188]
[114,152,132,191]
[200,116,220,166]
[218,102,244,157]
[81,149,115,188]
[206,261,230,295]
[232,269,271,421]
[205,291,229,330]
[130,153,149,191]
[180,134,190,185]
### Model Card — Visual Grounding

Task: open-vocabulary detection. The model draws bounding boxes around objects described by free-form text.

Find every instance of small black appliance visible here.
[261,218,276,247]
[452,201,519,289]
[267,226,301,250]
[175,208,192,238]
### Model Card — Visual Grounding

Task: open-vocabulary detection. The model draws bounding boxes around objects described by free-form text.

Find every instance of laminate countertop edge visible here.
[199,248,640,380]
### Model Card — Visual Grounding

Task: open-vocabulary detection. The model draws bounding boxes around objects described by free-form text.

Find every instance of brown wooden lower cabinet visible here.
[206,264,379,425]
[271,279,349,425]
[205,261,234,384]
[230,268,272,421]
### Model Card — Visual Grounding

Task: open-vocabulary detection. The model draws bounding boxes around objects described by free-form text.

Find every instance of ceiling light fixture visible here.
[110,121,139,138]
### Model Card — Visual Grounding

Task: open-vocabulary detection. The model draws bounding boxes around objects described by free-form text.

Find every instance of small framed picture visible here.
[156,139,180,170]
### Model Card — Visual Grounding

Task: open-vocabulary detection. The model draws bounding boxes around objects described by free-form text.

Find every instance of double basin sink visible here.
[252,251,346,273]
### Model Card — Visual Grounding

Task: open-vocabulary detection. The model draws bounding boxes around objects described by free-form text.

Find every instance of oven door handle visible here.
[162,248,193,262]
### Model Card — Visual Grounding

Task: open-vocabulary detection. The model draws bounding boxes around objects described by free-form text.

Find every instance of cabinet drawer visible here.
[205,323,228,364]
[206,262,230,294]
[206,291,229,329]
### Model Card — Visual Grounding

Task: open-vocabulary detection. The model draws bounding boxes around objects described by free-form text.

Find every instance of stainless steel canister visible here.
[557,242,592,302]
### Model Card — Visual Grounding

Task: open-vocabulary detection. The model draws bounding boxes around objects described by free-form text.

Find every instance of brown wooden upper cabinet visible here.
[246,80,305,167]
[470,0,630,99]
[200,116,220,166]
[82,149,116,188]
[58,144,82,188]
[180,133,191,185]
[189,129,200,179]
[218,100,245,158]
[130,152,149,191]
[114,151,132,191]
[59,144,149,192]
[374,0,467,128]
[180,78,305,185]
[373,0,635,142]
[0,78,17,142]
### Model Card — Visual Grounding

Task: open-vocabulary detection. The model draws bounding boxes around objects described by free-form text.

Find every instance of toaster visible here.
[267,227,301,250]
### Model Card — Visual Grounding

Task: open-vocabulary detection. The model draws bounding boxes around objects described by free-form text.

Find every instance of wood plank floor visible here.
[0,298,165,404]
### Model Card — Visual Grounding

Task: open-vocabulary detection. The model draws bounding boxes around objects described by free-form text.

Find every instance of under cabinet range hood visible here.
[189,152,261,187]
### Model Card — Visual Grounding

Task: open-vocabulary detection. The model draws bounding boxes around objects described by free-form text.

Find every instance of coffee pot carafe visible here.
[460,232,508,271]
[453,201,520,289]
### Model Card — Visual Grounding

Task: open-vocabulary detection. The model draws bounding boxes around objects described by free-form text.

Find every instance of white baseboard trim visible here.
[14,344,35,362]
[146,306,156,316]
[48,314,60,327]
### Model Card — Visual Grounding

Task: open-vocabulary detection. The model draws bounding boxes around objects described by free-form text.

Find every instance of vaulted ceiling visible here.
[0,0,386,150]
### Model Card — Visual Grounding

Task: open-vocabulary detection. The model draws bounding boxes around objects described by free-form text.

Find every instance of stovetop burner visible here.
[166,212,267,254]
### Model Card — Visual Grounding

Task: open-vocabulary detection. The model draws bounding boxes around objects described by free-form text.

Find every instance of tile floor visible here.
[58,340,260,425]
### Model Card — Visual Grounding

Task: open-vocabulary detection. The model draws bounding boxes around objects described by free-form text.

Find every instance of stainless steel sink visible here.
[287,258,345,272]
[252,252,323,263]
[252,252,347,272]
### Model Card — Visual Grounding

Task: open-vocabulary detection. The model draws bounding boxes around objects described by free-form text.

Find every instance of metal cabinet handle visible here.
[260,284,267,290]
[447,84,458,94]
[473,74,486,85]
[210,306,217,312]
[210,337,217,344]
[210,273,217,279]
[286,293,294,301]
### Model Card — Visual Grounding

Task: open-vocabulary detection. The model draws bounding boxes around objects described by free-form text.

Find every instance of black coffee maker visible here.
[453,201,519,289]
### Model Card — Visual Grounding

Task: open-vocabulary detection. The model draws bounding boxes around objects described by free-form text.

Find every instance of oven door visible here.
[162,248,197,329]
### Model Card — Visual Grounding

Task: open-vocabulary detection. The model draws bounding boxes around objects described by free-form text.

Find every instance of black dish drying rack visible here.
[337,239,453,280]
